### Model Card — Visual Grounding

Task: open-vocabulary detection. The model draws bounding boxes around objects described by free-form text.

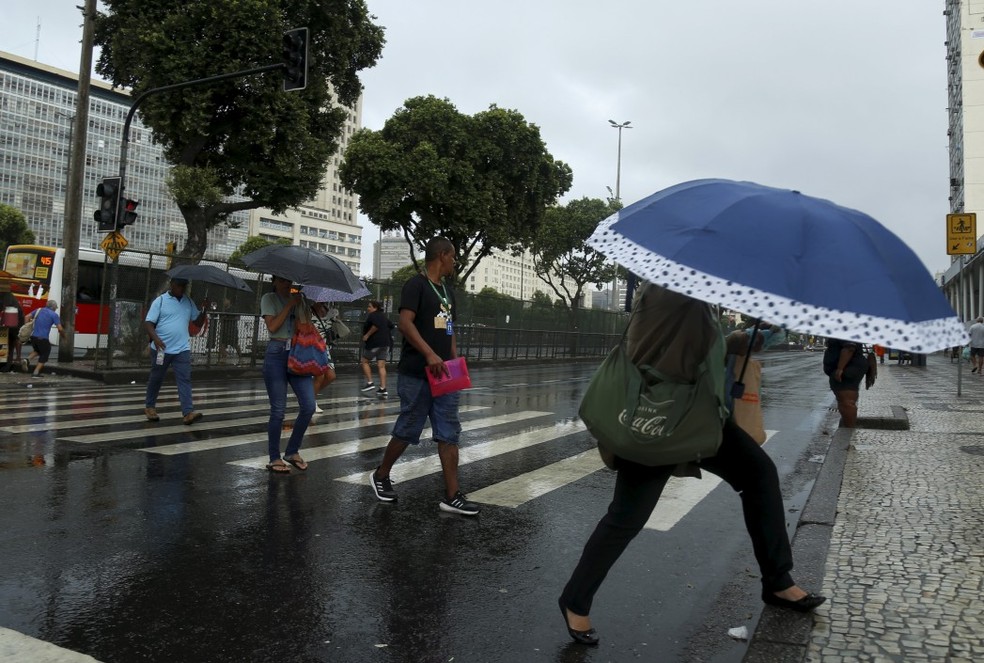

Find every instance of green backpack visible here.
[579,330,728,467]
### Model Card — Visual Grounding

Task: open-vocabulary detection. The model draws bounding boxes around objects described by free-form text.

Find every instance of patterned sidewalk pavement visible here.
[806,355,984,662]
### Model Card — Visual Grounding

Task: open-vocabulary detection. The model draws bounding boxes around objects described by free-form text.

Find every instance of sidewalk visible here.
[747,354,984,662]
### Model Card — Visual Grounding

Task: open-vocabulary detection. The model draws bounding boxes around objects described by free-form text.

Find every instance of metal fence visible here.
[86,249,629,370]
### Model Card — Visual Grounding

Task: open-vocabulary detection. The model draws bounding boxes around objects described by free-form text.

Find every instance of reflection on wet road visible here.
[0,353,836,663]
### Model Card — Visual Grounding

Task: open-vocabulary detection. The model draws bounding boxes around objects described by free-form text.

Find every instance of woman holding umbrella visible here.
[260,275,316,473]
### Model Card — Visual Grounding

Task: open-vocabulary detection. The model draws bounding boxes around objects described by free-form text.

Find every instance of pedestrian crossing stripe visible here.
[335,420,588,488]
[0,627,102,662]
[139,405,492,456]
[0,391,302,424]
[226,411,555,469]
[467,448,601,507]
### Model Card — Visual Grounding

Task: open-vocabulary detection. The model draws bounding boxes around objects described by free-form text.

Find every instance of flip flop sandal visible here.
[283,455,308,471]
[266,461,291,474]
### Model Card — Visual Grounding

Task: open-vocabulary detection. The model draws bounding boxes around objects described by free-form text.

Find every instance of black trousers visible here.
[560,419,794,616]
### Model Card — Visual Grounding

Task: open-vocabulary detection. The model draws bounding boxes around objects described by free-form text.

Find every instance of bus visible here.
[3,244,265,358]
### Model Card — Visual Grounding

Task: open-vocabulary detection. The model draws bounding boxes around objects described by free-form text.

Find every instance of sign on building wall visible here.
[946,213,977,255]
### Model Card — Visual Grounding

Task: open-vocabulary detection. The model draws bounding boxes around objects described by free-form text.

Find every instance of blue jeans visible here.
[146,349,194,416]
[391,373,461,445]
[263,340,316,462]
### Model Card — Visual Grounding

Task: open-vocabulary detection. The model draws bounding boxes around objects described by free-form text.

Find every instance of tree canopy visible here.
[529,197,621,324]
[0,204,35,258]
[227,235,292,269]
[339,95,572,283]
[93,0,384,262]
[387,263,419,286]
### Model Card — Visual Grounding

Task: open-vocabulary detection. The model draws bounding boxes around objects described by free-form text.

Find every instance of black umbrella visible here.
[242,245,364,293]
[165,264,252,292]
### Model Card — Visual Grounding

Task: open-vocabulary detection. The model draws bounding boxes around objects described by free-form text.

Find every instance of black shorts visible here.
[32,338,52,363]
[362,347,388,362]
[971,347,984,358]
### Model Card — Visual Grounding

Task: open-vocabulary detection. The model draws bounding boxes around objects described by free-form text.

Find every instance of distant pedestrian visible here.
[368,237,479,515]
[144,278,209,424]
[261,276,315,473]
[2,291,25,369]
[309,300,337,414]
[968,317,984,374]
[218,297,244,363]
[873,344,886,365]
[822,338,869,427]
[24,300,65,377]
[359,300,395,397]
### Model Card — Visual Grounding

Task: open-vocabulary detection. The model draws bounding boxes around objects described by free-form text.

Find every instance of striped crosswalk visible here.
[0,379,783,522]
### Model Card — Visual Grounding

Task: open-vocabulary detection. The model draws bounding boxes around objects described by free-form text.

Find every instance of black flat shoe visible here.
[558,598,600,646]
[762,591,827,612]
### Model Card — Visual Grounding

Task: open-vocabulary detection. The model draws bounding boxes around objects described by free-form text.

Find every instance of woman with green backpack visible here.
[559,282,825,646]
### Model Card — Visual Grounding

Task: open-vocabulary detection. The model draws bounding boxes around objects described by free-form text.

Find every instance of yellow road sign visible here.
[100,230,129,261]
[946,213,976,255]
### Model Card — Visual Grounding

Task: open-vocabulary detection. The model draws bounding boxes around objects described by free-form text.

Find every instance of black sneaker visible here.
[376,388,388,397]
[360,382,376,392]
[440,491,480,516]
[369,469,397,502]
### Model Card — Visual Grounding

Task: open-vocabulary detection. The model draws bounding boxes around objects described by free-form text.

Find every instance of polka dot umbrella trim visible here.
[588,179,967,353]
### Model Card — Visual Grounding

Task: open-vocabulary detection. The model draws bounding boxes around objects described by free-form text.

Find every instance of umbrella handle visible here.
[731,321,760,399]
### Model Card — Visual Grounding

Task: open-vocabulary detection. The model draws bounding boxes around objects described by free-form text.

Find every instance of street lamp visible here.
[608,120,632,310]
[608,119,632,202]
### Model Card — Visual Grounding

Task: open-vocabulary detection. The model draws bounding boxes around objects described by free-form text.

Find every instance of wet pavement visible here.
[0,354,838,663]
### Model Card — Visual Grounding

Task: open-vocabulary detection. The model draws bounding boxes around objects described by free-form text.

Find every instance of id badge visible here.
[446,320,453,335]
[284,339,291,351]
[434,316,445,330]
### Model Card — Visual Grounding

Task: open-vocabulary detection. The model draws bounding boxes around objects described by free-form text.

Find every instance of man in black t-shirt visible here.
[359,300,394,396]
[368,237,479,516]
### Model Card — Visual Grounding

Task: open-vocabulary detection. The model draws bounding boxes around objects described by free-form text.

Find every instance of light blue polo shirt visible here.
[146,292,201,354]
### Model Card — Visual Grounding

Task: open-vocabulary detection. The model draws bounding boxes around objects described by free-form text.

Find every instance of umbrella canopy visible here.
[302,283,370,303]
[589,179,965,353]
[242,245,364,294]
[165,264,252,292]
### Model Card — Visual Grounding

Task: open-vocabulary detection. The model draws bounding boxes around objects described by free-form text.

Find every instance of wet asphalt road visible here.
[0,353,838,663]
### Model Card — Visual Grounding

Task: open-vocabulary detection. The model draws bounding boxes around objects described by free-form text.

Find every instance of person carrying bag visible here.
[559,282,825,647]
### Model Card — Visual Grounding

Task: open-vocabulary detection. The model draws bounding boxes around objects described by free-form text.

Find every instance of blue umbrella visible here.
[589,179,965,353]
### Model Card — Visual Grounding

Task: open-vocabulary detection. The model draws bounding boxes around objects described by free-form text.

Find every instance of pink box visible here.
[426,357,472,396]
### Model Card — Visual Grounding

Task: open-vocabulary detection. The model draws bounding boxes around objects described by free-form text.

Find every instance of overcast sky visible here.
[2,1,952,276]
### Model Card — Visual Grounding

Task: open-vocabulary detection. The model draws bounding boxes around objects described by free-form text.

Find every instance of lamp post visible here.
[608,119,632,309]
[608,119,632,202]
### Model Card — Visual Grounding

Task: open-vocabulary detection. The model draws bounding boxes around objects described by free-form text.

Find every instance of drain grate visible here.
[960,445,984,456]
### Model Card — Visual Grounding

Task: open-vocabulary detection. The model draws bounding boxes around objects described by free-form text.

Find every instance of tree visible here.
[340,95,572,284]
[530,197,621,327]
[387,263,419,286]
[530,290,553,309]
[227,235,291,269]
[0,204,35,258]
[93,1,384,264]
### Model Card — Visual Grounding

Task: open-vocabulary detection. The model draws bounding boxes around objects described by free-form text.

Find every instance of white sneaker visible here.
[314,404,324,414]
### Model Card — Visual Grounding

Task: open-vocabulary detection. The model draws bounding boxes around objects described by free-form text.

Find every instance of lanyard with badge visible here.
[426,277,453,335]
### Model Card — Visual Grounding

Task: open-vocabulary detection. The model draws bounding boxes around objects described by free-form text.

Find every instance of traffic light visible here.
[119,198,139,228]
[94,176,121,231]
[283,27,309,91]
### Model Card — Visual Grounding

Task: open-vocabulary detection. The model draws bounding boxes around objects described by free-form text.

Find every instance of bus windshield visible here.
[4,247,55,285]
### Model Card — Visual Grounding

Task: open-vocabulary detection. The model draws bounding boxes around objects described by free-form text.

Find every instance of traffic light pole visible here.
[105,62,285,368]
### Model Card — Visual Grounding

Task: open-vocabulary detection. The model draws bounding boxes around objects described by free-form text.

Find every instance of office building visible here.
[0,50,248,259]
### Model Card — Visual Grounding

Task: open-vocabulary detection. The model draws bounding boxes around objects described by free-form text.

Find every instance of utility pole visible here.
[58,0,96,363]
[608,119,632,310]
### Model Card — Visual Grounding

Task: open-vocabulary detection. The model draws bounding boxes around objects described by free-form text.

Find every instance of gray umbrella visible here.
[242,245,364,293]
[165,264,252,292]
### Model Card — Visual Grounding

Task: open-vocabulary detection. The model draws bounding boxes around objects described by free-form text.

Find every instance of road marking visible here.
[468,447,600,507]
[227,411,553,469]
[139,406,491,455]
[0,391,287,422]
[6,396,363,434]
[0,627,103,662]
[335,420,586,486]
[0,385,236,408]
[644,430,777,531]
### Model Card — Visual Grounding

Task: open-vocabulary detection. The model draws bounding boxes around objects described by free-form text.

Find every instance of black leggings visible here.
[560,419,794,616]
